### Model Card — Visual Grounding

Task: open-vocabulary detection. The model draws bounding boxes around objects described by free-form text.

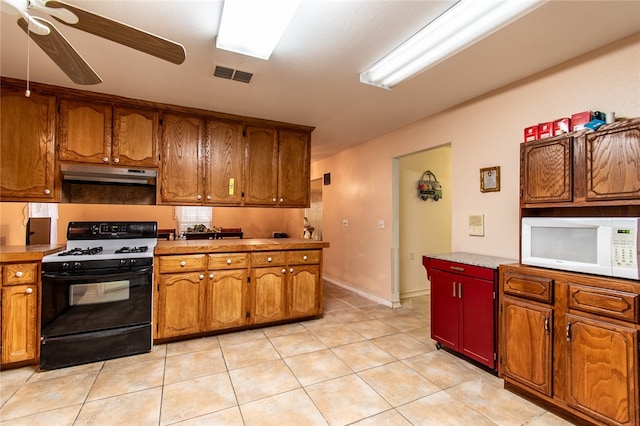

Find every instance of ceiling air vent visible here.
[213,65,253,84]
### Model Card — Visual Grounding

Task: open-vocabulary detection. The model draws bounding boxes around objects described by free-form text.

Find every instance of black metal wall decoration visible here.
[417,170,442,201]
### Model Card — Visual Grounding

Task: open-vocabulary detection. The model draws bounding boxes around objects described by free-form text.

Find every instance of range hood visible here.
[61,164,157,185]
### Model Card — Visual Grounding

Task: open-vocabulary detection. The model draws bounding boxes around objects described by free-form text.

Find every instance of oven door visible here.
[41,266,152,338]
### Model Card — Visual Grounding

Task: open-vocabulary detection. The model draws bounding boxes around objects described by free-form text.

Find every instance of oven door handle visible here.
[42,267,153,280]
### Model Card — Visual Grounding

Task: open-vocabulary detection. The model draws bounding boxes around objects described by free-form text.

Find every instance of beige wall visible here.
[0,202,304,245]
[398,145,452,299]
[312,33,640,302]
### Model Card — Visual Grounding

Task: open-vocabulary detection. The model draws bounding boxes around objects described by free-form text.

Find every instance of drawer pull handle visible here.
[25,287,33,294]
[303,255,308,261]
[544,316,550,335]
[180,261,186,267]
[450,266,465,272]
[267,257,273,262]
[566,322,571,342]
[227,259,232,265]
[15,271,23,278]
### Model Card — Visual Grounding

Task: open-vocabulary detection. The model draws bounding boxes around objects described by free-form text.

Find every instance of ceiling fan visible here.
[2,0,186,85]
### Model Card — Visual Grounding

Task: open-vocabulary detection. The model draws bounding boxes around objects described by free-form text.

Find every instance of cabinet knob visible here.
[15,271,23,278]
[103,156,109,162]
[199,274,205,280]
[25,287,33,294]
[113,157,120,163]
[282,268,286,274]
[303,255,308,261]
[196,194,202,200]
[180,261,186,267]
[209,273,214,279]
[226,259,232,265]
[289,268,294,273]
[206,195,212,200]
[43,188,51,195]
[267,257,273,262]
[279,198,284,203]
[272,197,277,202]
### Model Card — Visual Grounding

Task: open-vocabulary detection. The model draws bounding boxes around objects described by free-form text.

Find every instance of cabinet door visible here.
[112,106,160,167]
[277,129,310,206]
[500,297,553,396]
[204,120,243,205]
[0,90,56,200]
[585,122,640,201]
[460,276,495,368]
[58,99,112,164]
[288,264,320,318]
[251,266,287,324]
[1,284,38,364]
[521,136,572,204]
[565,314,637,426]
[204,269,248,331]
[244,126,278,205]
[157,272,203,338]
[160,113,205,204]
[429,270,460,350]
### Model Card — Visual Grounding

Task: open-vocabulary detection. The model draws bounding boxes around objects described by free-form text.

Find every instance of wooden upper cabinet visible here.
[585,120,640,201]
[160,113,204,204]
[112,106,160,167]
[204,120,244,205]
[278,129,310,206]
[0,89,57,201]
[58,99,112,164]
[521,136,572,205]
[244,126,279,205]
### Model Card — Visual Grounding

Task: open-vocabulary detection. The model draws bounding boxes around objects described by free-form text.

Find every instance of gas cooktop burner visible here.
[115,246,148,254]
[58,247,103,256]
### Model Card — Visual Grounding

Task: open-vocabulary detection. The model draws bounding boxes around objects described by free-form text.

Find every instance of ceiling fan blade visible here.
[45,1,186,65]
[17,17,102,85]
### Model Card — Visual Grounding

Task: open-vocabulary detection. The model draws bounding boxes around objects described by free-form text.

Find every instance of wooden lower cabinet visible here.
[500,264,640,426]
[1,262,40,365]
[155,248,323,340]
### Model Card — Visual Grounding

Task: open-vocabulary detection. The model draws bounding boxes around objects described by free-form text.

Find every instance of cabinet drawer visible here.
[2,263,38,285]
[157,255,206,273]
[251,251,286,267]
[427,258,494,281]
[503,272,553,303]
[568,283,638,322]
[208,253,248,270]
[287,250,320,265]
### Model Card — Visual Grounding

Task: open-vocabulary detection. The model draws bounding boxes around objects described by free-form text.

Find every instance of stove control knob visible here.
[120,259,127,266]
[74,262,81,269]
[62,262,70,270]
[130,259,137,266]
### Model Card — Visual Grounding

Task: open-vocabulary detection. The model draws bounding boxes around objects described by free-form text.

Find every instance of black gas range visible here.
[40,221,157,370]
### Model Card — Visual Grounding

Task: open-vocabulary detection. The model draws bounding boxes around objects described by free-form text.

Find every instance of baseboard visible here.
[400,289,429,300]
[323,275,396,308]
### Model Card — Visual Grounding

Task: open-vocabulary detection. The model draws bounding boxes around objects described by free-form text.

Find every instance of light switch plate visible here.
[469,214,484,236]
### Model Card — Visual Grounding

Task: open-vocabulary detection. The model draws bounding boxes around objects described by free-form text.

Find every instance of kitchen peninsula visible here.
[154,238,329,342]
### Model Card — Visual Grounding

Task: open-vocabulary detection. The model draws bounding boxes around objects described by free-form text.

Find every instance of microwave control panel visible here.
[612,228,637,268]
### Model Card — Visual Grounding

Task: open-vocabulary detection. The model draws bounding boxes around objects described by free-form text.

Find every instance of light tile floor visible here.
[0,282,575,425]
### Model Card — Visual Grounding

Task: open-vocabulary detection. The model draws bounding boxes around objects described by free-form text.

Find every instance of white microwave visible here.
[521,217,640,280]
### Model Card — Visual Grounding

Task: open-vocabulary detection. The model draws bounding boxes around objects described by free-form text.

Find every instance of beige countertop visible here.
[154,238,330,255]
[0,244,66,263]
[425,252,518,270]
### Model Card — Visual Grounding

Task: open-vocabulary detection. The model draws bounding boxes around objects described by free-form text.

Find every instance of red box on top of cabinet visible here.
[524,125,539,142]
[571,111,593,131]
[538,122,554,139]
[553,118,571,136]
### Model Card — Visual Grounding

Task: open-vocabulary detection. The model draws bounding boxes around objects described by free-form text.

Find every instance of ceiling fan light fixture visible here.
[360,0,547,89]
[216,0,300,60]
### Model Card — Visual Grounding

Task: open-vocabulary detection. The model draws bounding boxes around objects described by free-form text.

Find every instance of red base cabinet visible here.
[423,256,499,371]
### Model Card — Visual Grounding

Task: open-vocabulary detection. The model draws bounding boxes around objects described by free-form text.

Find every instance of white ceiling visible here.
[2,1,639,161]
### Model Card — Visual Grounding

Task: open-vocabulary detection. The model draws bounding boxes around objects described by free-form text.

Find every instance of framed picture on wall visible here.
[480,166,500,192]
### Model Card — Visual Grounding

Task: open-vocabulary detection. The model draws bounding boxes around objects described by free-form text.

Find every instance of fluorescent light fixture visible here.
[216,0,300,60]
[360,0,547,89]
